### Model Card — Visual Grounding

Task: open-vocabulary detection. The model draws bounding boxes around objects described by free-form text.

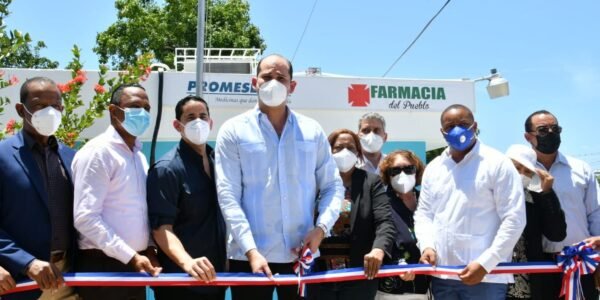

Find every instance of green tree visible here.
[95,0,266,69]
[56,45,153,148]
[426,147,445,163]
[0,0,59,68]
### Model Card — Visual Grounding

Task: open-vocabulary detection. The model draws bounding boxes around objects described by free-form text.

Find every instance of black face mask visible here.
[535,133,561,154]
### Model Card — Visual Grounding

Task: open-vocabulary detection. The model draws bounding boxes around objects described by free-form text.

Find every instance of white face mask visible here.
[182,118,210,145]
[391,173,416,194]
[527,173,543,193]
[521,174,532,189]
[24,106,62,136]
[360,132,384,153]
[520,174,543,193]
[333,148,358,173]
[258,80,288,107]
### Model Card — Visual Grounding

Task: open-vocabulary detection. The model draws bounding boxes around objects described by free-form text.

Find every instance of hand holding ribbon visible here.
[293,246,314,297]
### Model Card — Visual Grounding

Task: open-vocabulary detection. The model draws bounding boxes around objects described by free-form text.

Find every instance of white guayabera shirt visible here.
[414,140,526,284]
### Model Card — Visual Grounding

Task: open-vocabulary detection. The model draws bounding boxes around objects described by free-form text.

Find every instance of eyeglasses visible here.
[531,125,562,137]
[387,165,417,177]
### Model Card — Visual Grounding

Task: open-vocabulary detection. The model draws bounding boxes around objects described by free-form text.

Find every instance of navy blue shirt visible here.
[147,140,226,294]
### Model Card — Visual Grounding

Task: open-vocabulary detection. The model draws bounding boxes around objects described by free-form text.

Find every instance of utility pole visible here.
[196,0,206,97]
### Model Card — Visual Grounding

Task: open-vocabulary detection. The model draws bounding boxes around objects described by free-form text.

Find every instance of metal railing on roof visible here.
[174,48,262,73]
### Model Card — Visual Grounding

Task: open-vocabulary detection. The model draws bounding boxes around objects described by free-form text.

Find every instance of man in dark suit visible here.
[0,77,77,300]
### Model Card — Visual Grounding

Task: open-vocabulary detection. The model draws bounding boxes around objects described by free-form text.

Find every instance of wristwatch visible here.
[317,223,328,236]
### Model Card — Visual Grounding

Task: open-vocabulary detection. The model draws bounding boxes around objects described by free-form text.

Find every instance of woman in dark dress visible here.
[310,129,395,300]
[505,144,566,300]
[376,150,429,300]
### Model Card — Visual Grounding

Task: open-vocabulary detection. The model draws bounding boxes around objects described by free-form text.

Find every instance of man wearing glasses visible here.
[524,110,600,299]
[414,104,525,299]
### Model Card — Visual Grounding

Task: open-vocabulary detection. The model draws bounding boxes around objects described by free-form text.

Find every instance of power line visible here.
[573,151,600,158]
[291,0,319,62]
[382,0,451,77]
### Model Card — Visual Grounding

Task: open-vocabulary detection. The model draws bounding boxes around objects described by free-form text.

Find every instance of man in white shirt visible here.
[72,84,161,300]
[215,54,344,300]
[414,104,525,299]
[356,112,387,174]
[523,110,600,299]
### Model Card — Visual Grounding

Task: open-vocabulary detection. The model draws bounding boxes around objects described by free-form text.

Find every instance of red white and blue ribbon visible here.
[293,247,313,297]
[0,259,592,297]
[557,242,600,300]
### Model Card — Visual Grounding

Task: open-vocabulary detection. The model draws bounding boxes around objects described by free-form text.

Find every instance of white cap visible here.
[506,144,537,173]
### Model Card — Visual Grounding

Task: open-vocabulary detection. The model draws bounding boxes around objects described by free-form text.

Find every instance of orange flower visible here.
[57,83,71,93]
[0,70,5,77]
[8,75,19,86]
[5,119,15,134]
[73,70,87,84]
[94,84,106,94]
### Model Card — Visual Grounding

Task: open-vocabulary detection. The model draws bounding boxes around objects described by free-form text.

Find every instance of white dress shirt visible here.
[215,106,344,263]
[538,152,600,253]
[358,153,386,175]
[414,141,526,284]
[72,126,151,264]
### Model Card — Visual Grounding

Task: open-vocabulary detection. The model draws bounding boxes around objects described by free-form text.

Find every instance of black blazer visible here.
[0,132,77,300]
[325,168,395,268]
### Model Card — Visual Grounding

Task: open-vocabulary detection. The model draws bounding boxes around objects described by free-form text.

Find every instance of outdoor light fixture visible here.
[475,68,510,99]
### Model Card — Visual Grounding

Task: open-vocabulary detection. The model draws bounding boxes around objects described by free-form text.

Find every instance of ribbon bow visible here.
[293,247,314,297]
[557,242,600,300]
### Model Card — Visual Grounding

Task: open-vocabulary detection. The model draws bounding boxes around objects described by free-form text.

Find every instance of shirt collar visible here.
[178,138,214,162]
[442,139,480,163]
[23,129,59,152]
[253,105,295,126]
[555,151,568,165]
[105,125,142,152]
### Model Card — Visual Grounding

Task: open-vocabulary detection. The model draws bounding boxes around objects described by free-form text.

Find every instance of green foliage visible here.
[95,0,266,69]
[55,45,153,148]
[0,0,59,68]
[0,69,21,139]
[426,147,445,163]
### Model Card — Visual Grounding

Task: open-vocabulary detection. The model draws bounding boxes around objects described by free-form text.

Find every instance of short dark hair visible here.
[256,54,293,79]
[175,95,210,120]
[440,104,474,124]
[524,110,555,132]
[19,77,60,104]
[110,83,146,105]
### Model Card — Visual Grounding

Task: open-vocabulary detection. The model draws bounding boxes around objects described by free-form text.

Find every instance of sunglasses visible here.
[531,125,562,137]
[387,165,417,177]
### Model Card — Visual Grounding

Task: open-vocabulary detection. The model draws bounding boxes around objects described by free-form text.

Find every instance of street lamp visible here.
[475,68,510,99]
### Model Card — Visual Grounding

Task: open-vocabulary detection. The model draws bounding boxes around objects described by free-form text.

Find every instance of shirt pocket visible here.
[446,232,489,266]
[239,142,268,183]
[293,141,317,177]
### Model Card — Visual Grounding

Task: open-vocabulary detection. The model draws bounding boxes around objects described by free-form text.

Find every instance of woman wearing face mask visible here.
[505,144,566,300]
[376,151,429,300]
[309,129,395,300]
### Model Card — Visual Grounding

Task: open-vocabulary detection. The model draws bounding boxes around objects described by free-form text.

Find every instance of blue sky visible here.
[5,1,600,168]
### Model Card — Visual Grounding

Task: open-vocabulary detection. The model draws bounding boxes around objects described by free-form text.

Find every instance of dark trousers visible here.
[76,249,146,300]
[229,259,300,300]
[307,279,379,300]
[534,272,598,300]
[153,286,225,300]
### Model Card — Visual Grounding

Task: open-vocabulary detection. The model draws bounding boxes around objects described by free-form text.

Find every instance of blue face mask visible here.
[443,124,475,151]
[118,107,150,137]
